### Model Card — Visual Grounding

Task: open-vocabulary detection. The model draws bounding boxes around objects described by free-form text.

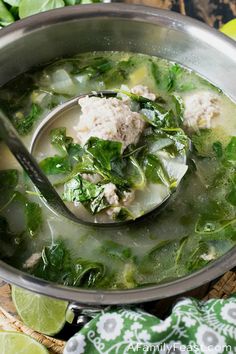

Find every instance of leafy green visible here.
[212,141,223,158]
[4,0,20,5]
[50,127,73,155]
[120,90,183,129]
[63,174,108,213]
[53,134,129,188]
[226,188,236,206]
[40,127,83,175]
[123,156,146,189]
[186,241,211,271]
[73,56,113,79]
[0,0,103,27]
[143,153,170,186]
[39,155,71,175]
[0,170,42,238]
[151,61,196,93]
[102,56,141,87]
[171,94,184,125]
[19,0,65,19]
[112,207,134,221]
[85,137,122,171]
[225,136,236,162]
[0,169,18,209]
[0,169,18,189]
[0,0,14,26]
[100,240,132,262]
[165,64,182,92]
[13,103,41,136]
[64,175,102,203]
[25,202,42,238]
[64,0,81,4]
[31,240,105,287]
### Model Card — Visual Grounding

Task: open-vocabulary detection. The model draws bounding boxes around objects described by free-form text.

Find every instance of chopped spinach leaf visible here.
[31,240,105,288]
[0,0,14,26]
[165,64,182,92]
[13,103,41,135]
[64,175,103,203]
[186,241,211,271]
[19,0,65,19]
[39,155,71,175]
[0,169,18,208]
[143,153,170,186]
[100,240,132,262]
[226,188,236,206]
[0,169,18,189]
[63,174,108,214]
[50,127,73,155]
[112,207,134,221]
[212,141,223,158]
[120,90,183,129]
[25,202,42,238]
[0,170,42,238]
[85,137,122,171]
[225,136,236,162]
[171,94,184,125]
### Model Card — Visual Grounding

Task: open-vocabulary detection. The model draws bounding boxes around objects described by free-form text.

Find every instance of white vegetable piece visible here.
[51,69,77,96]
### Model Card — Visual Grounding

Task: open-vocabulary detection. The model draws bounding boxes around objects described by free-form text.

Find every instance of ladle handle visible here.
[0,109,81,223]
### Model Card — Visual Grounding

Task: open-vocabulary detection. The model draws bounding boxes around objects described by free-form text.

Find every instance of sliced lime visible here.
[12,286,68,336]
[0,331,49,354]
[220,19,236,40]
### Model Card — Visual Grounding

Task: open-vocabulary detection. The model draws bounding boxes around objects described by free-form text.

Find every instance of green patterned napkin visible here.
[64,295,236,354]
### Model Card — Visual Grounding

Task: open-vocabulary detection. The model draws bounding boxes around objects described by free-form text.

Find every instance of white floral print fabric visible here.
[64,295,236,354]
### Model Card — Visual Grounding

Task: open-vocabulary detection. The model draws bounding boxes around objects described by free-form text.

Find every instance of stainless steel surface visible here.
[0,4,235,304]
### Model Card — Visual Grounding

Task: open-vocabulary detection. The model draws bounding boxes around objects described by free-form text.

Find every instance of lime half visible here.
[0,331,49,354]
[220,19,236,40]
[12,286,68,336]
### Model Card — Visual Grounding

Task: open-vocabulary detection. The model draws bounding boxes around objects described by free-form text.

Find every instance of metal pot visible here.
[0,3,235,306]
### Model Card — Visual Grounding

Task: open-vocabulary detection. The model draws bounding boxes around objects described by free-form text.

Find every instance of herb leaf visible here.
[0,0,14,26]
[19,0,65,19]
[50,127,73,155]
[85,137,122,171]
[39,155,71,175]
[225,137,236,162]
[31,240,105,287]
[13,103,41,136]
[63,175,108,213]
[0,169,18,209]
[25,202,42,238]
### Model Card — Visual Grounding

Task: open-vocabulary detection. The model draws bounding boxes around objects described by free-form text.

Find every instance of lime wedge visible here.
[12,286,68,336]
[220,19,236,40]
[0,331,49,354]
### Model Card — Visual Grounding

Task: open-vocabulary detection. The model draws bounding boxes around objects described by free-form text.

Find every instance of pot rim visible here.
[0,3,236,304]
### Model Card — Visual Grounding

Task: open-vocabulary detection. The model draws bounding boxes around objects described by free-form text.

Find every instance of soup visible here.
[0,52,235,289]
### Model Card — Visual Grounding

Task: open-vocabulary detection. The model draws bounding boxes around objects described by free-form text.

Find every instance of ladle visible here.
[0,91,186,226]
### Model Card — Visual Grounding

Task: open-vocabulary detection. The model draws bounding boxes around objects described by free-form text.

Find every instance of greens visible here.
[0,0,102,27]
[13,103,41,136]
[0,169,42,237]
[64,175,108,214]
[31,240,105,288]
